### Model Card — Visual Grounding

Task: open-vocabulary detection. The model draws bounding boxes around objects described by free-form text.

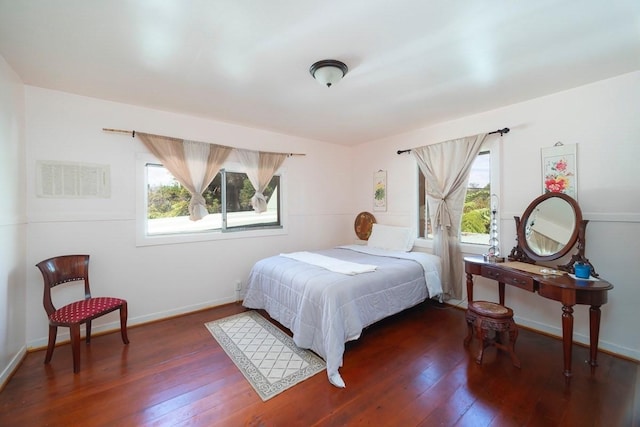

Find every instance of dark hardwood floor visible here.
[1,301,637,426]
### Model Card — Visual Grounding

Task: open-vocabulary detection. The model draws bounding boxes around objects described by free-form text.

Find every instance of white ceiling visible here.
[1,1,638,146]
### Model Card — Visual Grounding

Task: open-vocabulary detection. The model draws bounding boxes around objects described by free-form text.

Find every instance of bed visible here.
[242,224,442,388]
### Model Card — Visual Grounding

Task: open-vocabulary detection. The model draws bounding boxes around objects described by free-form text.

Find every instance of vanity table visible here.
[464,192,613,379]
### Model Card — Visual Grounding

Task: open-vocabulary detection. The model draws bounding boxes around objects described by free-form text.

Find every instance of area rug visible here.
[205,310,326,401]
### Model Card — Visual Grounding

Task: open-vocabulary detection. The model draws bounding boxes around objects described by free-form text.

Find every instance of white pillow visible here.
[367,224,415,252]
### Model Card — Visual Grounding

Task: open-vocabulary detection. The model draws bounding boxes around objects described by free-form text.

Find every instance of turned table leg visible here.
[561,304,574,379]
[589,305,602,373]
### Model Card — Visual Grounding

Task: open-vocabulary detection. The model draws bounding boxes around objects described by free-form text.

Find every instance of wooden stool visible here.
[463,301,521,368]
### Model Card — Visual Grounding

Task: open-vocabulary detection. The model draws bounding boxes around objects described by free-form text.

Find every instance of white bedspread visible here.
[242,246,442,387]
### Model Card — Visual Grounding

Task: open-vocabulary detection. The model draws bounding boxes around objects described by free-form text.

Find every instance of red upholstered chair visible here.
[36,254,129,373]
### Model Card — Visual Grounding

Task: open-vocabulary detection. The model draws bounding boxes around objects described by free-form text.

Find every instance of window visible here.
[417,145,499,246]
[460,151,491,245]
[137,154,285,246]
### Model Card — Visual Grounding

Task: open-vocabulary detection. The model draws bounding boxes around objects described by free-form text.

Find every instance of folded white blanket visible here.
[280,251,377,275]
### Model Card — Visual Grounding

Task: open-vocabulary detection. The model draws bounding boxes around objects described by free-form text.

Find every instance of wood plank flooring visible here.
[0,301,637,426]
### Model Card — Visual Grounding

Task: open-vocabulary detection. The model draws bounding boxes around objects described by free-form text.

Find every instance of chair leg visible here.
[509,343,521,368]
[120,302,130,345]
[463,319,473,347]
[45,325,57,364]
[509,320,519,348]
[508,321,521,368]
[85,320,92,344]
[70,324,81,374]
[475,320,487,365]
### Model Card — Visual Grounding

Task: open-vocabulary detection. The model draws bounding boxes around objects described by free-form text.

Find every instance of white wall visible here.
[0,55,27,386]
[351,72,640,361]
[24,87,355,347]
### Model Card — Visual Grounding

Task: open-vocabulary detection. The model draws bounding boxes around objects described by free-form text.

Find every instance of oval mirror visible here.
[517,192,582,262]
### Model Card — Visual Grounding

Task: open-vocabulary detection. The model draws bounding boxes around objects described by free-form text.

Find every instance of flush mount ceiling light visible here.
[309,59,348,88]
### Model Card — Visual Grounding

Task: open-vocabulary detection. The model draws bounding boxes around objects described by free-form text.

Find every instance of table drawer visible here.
[481,265,535,292]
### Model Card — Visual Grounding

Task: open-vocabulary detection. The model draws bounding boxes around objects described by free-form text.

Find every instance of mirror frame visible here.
[519,192,581,262]
[509,192,599,277]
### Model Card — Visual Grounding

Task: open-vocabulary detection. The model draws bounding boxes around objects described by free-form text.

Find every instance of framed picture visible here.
[541,143,577,199]
[373,170,387,211]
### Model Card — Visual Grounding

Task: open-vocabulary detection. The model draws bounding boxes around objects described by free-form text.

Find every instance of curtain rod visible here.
[396,127,510,155]
[101,128,306,157]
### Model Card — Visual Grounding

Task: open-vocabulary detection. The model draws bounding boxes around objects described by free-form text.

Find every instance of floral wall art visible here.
[373,170,387,211]
[541,143,577,199]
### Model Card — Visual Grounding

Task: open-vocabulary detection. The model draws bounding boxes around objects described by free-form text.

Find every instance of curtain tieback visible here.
[251,192,268,214]
[434,199,452,228]
[189,193,208,220]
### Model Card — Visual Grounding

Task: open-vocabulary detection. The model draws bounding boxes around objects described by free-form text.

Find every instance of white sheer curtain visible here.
[236,149,287,213]
[412,133,486,299]
[138,133,232,221]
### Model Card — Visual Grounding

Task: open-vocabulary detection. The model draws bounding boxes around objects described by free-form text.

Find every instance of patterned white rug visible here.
[205,310,326,401]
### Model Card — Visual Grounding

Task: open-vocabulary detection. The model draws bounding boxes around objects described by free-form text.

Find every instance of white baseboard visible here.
[27,296,237,349]
[448,299,639,362]
[514,316,640,362]
[0,345,27,391]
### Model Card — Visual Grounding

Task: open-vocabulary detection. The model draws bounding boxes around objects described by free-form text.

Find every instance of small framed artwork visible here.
[373,170,387,211]
[541,143,577,199]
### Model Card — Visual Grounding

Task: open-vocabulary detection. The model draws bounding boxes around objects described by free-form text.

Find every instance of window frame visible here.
[412,137,501,256]
[135,153,287,247]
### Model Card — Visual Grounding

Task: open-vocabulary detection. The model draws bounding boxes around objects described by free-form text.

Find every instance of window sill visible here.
[460,242,490,256]
[414,238,490,256]
[136,225,287,247]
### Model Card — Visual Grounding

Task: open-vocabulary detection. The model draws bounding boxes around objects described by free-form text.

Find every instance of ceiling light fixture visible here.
[309,59,348,88]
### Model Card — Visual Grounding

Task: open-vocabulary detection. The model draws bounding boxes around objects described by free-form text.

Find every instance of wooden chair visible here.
[463,300,520,368]
[36,254,129,373]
